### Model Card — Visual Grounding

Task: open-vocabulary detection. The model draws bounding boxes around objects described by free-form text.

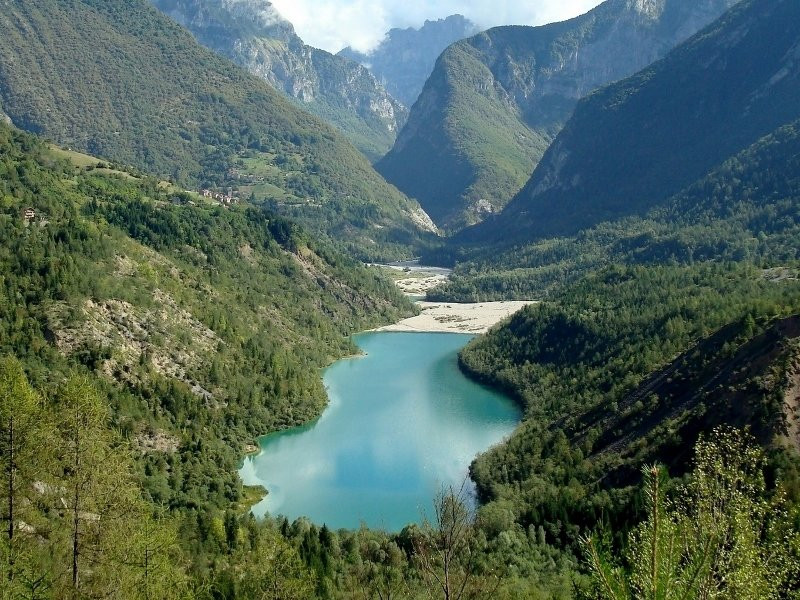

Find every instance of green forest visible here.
[1,121,798,597]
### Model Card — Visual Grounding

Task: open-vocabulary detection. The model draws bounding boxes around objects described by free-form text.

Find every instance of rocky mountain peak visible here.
[156,0,298,43]
[221,0,296,39]
[339,14,480,107]
[626,0,666,18]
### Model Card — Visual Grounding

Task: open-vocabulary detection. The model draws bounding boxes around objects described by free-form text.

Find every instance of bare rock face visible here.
[497,0,741,127]
[377,0,740,232]
[0,101,11,126]
[150,0,406,160]
[339,15,480,108]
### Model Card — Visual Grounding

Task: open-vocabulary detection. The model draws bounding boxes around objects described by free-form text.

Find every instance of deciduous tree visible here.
[414,480,498,600]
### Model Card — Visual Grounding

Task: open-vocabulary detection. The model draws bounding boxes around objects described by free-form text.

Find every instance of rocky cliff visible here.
[151,0,406,160]
[339,15,479,108]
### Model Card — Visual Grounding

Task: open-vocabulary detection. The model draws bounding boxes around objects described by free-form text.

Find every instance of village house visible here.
[199,188,238,206]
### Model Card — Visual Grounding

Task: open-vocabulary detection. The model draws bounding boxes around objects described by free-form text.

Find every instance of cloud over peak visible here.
[270,0,604,53]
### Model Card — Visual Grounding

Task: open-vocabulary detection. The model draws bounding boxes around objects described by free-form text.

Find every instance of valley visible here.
[0,0,799,597]
[377,0,740,232]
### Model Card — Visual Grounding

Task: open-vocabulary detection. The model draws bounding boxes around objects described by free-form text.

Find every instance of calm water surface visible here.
[239,332,520,531]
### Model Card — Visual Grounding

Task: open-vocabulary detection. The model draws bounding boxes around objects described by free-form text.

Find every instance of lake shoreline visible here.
[240,265,531,520]
[240,331,521,530]
[373,300,535,334]
[371,262,535,334]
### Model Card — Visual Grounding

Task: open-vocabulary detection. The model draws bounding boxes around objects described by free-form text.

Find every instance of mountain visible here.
[431,117,800,302]
[470,0,800,246]
[150,0,406,161]
[339,15,480,108]
[0,0,435,260]
[377,0,739,232]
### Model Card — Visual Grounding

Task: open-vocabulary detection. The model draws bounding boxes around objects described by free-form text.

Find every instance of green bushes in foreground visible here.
[584,427,800,600]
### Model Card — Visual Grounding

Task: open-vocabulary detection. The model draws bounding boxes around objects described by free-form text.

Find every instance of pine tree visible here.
[53,375,157,598]
[0,356,49,590]
[583,427,800,599]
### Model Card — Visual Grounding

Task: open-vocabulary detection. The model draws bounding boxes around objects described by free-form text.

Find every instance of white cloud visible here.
[271,0,605,53]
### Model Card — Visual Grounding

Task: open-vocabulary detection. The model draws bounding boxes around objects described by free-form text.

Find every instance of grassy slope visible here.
[0,0,432,260]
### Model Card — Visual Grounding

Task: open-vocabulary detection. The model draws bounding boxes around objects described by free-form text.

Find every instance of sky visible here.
[270,0,605,54]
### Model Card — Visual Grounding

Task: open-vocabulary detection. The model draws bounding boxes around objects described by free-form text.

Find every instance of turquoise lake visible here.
[239,331,520,531]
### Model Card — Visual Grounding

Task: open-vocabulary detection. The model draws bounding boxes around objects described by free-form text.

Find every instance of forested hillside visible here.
[150,0,407,161]
[461,263,800,556]
[0,121,421,593]
[377,0,737,231]
[0,0,435,260]
[432,118,800,301]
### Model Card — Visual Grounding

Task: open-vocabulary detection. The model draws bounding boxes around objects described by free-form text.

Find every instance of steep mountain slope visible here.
[465,286,800,537]
[574,315,800,477]
[339,15,479,108]
[150,0,406,161]
[0,0,435,260]
[432,117,800,301]
[0,121,413,514]
[378,0,739,231]
[473,0,800,246]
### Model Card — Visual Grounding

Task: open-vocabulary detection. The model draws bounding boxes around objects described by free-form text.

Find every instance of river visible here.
[239,331,520,531]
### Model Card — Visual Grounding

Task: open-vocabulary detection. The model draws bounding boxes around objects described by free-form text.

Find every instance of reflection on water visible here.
[239,332,520,531]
